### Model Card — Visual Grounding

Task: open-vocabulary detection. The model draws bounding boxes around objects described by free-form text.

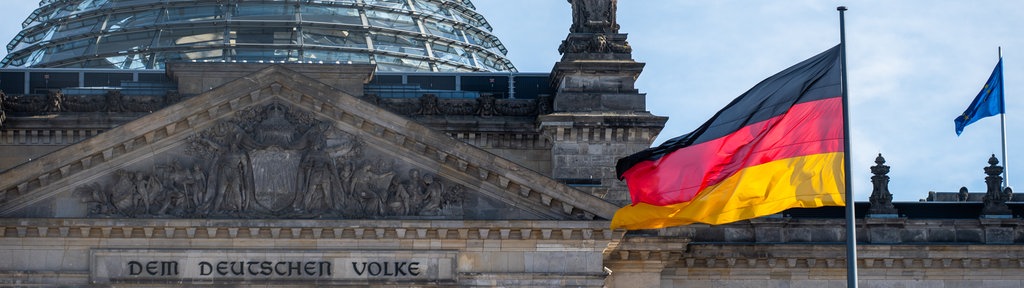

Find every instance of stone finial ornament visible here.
[981,154,1012,216]
[868,153,898,215]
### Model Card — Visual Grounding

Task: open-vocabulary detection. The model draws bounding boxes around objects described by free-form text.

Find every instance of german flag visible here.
[611,45,846,230]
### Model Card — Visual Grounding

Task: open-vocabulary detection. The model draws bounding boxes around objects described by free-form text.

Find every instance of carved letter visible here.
[320,261,332,276]
[163,261,179,276]
[128,261,143,276]
[216,261,229,276]
[199,262,212,276]
[395,262,408,276]
[230,261,243,275]
[275,262,288,276]
[352,262,367,276]
[368,262,382,276]
[247,261,260,275]
[288,262,302,276]
[146,261,159,275]
[409,262,421,276]
[304,262,317,276]
[260,262,272,276]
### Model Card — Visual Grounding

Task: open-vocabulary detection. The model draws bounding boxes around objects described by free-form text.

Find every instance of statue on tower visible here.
[560,0,631,56]
[569,0,619,34]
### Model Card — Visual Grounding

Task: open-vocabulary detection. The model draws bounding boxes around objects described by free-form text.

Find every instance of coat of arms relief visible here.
[76,102,465,219]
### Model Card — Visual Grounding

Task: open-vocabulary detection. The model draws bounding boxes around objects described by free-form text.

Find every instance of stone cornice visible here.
[606,238,1024,270]
[652,217,1024,244]
[0,219,615,242]
[646,243,1024,270]
[603,217,1024,270]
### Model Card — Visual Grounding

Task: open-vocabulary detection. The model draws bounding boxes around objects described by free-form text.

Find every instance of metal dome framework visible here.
[2,0,517,72]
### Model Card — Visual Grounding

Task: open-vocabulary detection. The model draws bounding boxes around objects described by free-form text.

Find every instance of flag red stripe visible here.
[622,96,844,206]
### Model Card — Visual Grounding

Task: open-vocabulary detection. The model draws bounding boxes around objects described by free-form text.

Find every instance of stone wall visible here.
[0,219,614,286]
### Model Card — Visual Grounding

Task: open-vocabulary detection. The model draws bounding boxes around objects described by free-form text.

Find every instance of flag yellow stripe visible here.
[611,152,846,230]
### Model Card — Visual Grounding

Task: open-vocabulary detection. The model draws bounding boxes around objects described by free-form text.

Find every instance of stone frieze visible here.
[2,90,182,113]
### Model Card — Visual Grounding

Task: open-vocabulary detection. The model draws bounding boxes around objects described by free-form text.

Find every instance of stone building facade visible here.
[3,0,1024,287]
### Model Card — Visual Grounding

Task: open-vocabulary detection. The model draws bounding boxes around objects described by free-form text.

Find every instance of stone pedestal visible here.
[550,60,646,113]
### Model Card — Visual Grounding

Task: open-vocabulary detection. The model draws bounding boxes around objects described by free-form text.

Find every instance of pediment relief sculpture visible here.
[76,102,466,219]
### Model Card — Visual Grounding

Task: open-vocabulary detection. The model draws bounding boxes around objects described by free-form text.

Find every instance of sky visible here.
[1,1,1023,202]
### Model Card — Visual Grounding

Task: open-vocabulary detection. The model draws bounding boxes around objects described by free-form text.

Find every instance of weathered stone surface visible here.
[0,64,620,222]
[539,113,666,205]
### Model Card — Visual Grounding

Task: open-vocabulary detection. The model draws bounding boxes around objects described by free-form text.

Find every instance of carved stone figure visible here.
[156,161,192,215]
[352,162,389,217]
[187,164,207,210]
[391,169,423,216]
[385,177,412,216]
[110,170,137,214]
[477,95,497,117]
[415,94,441,115]
[335,160,355,212]
[104,90,125,112]
[206,124,257,213]
[568,0,618,34]
[46,90,63,112]
[598,34,632,53]
[559,0,632,56]
[537,95,553,115]
[76,183,106,215]
[420,174,443,216]
[297,140,337,214]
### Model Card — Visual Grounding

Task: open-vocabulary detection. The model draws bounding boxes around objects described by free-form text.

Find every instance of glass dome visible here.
[1,0,516,72]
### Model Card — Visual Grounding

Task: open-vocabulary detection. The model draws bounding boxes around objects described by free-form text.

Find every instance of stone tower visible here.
[540,0,667,205]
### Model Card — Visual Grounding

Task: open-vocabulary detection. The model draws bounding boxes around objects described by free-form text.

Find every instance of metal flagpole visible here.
[1000,47,1009,188]
[837,6,859,288]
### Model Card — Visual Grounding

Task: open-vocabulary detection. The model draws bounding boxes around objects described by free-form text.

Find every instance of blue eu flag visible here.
[955,58,1005,136]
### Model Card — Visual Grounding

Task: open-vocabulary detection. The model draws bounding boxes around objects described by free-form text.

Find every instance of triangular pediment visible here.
[0,65,619,221]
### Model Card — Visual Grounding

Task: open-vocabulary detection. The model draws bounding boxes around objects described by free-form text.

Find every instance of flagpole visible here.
[837,6,859,288]
[1000,47,1009,189]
